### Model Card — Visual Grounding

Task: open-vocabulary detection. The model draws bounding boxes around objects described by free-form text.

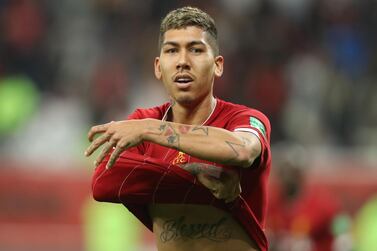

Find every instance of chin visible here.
[175,94,196,105]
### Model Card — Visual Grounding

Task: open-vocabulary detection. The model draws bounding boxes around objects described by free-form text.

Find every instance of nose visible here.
[176,50,190,71]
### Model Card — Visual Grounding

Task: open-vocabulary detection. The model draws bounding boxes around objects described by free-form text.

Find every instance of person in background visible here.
[267,144,340,251]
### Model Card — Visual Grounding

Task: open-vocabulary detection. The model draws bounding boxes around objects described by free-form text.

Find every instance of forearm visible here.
[179,162,241,203]
[142,119,259,167]
[179,162,223,178]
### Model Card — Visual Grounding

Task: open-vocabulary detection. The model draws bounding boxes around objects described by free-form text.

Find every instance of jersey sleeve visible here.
[226,109,271,168]
[126,108,143,120]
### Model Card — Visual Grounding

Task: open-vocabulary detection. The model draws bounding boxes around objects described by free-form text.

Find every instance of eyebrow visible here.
[162,40,206,47]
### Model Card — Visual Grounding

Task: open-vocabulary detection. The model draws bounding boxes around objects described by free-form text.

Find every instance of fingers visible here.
[197,173,240,203]
[94,140,116,166]
[87,122,112,142]
[85,133,111,156]
[197,174,223,198]
[223,182,242,203]
[106,140,129,169]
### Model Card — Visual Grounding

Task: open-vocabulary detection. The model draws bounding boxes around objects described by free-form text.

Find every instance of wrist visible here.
[140,118,157,141]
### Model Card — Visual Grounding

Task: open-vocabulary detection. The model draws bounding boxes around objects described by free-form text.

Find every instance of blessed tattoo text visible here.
[160,216,232,242]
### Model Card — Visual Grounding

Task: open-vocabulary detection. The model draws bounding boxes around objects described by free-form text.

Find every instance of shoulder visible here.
[216,99,271,140]
[218,99,270,124]
[127,102,171,120]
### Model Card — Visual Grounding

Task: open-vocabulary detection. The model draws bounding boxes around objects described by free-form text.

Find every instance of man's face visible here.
[154,26,223,105]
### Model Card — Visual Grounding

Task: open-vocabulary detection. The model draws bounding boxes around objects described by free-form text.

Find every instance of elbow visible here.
[237,147,259,168]
[238,155,254,168]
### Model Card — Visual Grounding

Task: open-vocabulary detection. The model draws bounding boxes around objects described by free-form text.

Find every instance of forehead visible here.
[162,26,210,46]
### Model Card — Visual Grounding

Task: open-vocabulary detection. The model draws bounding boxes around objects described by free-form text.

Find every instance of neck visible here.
[169,96,216,125]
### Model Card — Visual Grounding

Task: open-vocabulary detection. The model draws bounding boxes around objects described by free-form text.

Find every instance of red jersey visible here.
[92,98,271,250]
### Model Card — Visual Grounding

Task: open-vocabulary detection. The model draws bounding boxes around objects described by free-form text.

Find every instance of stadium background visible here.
[0,0,376,250]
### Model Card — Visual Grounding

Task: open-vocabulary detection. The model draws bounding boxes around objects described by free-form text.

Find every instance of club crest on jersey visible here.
[172,151,188,165]
[249,117,266,137]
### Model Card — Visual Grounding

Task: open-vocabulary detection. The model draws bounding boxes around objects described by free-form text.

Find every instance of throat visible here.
[168,97,217,125]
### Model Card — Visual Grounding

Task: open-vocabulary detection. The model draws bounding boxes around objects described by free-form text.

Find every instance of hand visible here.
[84,120,145,169]
[180,163,241,203]
[197,170,241,203]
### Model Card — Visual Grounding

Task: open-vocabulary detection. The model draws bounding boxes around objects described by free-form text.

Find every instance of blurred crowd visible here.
[0,1,377,250]
[1,0,377,164]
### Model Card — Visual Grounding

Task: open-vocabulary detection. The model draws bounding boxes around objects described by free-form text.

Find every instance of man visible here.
[85,6,271,251]
[268,145,340,251]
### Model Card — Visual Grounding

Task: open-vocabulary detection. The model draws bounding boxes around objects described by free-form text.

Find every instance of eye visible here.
[164,48,178,54]
[190,47,203,54]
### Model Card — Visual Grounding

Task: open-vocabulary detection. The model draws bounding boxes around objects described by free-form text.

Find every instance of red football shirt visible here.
[92,98,271,250]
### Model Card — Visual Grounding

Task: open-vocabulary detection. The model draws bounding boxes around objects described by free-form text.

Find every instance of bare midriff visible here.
[149,204,260,251]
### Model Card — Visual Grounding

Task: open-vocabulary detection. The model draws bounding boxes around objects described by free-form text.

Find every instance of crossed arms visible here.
[86,118,262,202]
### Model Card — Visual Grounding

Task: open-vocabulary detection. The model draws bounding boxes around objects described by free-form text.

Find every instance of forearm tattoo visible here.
[192,126,209,135]
[225,136,252,163]
[155,122,251,163]
[158,123,180,148]
[156,123,210,148]
[160,216,232,243]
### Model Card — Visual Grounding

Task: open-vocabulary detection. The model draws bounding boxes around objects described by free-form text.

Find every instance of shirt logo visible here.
[249,117,266,137]
[172,151,188,165]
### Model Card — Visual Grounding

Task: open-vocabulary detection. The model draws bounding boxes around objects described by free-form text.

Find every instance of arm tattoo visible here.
[192,126,209,136]
[158,122,180,148]
[224,141,245,162]
[160,216,232,243]
[240,136,252,145]
[178,125,191,134]
[224,136,253,162]
[159,124,167,132]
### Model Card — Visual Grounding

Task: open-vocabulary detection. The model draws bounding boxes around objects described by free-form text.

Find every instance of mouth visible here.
[173,74,194,88]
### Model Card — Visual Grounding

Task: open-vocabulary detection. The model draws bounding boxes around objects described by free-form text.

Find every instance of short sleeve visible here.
[227,109,270,141]
[226,109,271,168]
[127,109,143,120]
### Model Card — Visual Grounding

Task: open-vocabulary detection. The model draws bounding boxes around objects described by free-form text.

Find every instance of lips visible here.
[173,73,194,89]
[174,74,194,83]
[174,74,194,84]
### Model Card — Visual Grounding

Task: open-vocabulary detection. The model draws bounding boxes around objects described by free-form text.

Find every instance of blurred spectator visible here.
[88,55,129,123]
[1,0,376,152]
[244,60,288,142]
[268,144,341,251]
[282,50,330,146]
[0,0,56,92]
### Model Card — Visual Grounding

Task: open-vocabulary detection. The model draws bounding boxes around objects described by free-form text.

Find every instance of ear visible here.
[214,55,224,77]
[154,57,162,80]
